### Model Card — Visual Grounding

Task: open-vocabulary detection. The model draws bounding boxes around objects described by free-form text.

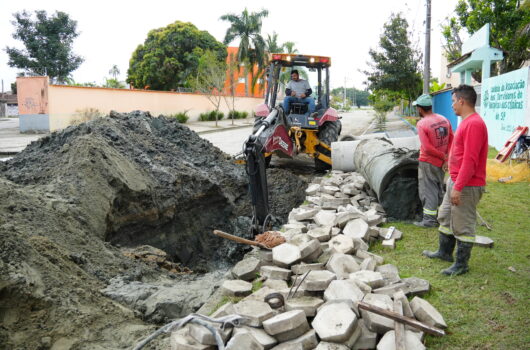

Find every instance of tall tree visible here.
[5,10,83,83]
[266,31,283,53]
[443,0,530,74]
[109,65,120,80]
[282,41,298,54]
[364,13,422,104]
[220,8,269,96]
[191,50,227,127]
[127,21,226,91]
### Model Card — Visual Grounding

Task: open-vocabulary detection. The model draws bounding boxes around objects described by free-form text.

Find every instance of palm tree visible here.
[282,41,298,54]
[109,65,120,80]
[220,8,269,96]
[266,31,283,53]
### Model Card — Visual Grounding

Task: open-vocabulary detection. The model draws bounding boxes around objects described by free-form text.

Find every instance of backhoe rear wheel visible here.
[315,120,341,172]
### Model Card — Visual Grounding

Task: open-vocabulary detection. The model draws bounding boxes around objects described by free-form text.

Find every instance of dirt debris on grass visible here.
[0,111,307,349]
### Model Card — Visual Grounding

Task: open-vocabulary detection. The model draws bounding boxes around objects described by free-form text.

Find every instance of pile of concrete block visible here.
[170,171,446,349]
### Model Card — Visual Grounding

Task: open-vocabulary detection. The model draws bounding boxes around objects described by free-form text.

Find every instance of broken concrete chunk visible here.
[225,332,264,350]
[263,310,309,337]
[264,279,289,290]
[349,271,384,289]
[323,280,364,312]
[392,290,414,318]
[307,226,332,242]
[221,280,253,297]
[314,210,338,227]
[329,235,355,254]
[373,282,407,297]
[321,197,351,210]
[233,300,274,327]
[312,302,358,342]
[361,293,394,334]
[343,219,369,241]
[273,243,302,268]
[334,191,350,199]
[376,264,401,285]
[232,257,261,281]
[474,235,494,248]
[285,296,325,317]
[270,343,303,350]
[291,262,325,275]
[291,207,320,222]
[402,277,430,297]
[352,320,377,350]
[281,329,318,350]
[305,184,321,196]
[275,322,311,343]
[381,238,395,249]
[282,223,308,232]
[261,266,292,281]
[289,235,322,261]
[377,227,403,241]
[170,328,214,350]
[188,323,232,345]
[233,326,277,349]
[360,257,377,271]
[301,270,336,291]
[410,296,447,329]
[376,330,426,350]
[331,227,341,237]
[326,253,360,279]
[210,301,235,318]
[315,342,349,350]
[352,237,369,252]
[321,185,341,195]
[366,213,384,226]
[335,211,363,228]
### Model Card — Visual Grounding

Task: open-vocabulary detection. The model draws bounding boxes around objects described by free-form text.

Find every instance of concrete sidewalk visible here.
[187,118,254,134]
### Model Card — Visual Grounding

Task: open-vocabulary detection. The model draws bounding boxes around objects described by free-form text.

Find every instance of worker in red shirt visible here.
[423,85,488,276]
[412,94,453,228]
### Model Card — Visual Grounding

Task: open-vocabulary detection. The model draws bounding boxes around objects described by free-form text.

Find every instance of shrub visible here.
[169,111,189,123]
[199,110,224,121]
[228,110,249,119]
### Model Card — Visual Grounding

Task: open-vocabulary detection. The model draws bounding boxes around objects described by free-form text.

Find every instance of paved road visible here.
[200,108,375,156]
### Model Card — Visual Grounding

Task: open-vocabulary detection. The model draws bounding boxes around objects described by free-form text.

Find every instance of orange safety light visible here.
[319,57,329,63]
[272,54,282,60]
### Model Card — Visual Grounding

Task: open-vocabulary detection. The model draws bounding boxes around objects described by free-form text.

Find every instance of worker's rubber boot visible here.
[413,214,438,228]
[441,241,473,276]
[422,232,455,262]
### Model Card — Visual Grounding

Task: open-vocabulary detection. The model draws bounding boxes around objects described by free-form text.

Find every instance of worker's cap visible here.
[412,94,432,107]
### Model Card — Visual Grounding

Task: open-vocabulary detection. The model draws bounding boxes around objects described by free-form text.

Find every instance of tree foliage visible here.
[127,21,226,91]
[364,13,422,103]
[443,0,530,73]
[5,10,83,83]
[266,31,283,53]
[191,50,227,127]
[220,8,268,95]
[331,87,371,108]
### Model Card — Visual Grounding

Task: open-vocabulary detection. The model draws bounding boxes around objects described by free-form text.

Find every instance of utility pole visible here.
[423,0,431,94]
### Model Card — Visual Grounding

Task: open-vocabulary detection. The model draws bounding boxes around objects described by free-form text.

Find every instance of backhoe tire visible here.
[315,120,341,172]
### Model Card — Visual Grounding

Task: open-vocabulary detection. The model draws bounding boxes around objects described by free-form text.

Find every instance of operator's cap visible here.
[412,94,432,107]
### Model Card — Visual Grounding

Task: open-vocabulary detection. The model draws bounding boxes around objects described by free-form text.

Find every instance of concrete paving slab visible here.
[312,302,358,343]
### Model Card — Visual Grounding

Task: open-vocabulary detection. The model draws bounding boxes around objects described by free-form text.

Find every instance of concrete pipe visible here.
[353,138,422,220]
[332,136,420,172]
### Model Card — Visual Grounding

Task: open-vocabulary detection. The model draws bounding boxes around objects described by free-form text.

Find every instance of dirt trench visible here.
[0,111,307,349]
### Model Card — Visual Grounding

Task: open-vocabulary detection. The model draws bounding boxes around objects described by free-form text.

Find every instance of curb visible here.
[195,124,252,135]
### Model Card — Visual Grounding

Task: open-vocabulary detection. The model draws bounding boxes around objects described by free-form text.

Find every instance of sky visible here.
[0,0,461,92]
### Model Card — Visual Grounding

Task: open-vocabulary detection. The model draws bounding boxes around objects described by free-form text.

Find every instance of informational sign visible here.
[481,67,530,149]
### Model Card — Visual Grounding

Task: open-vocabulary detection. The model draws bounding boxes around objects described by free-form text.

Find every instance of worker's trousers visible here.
[437,178,485,242]
[418,161,445,224]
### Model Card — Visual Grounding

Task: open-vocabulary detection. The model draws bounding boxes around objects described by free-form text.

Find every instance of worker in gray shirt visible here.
[282,70,315,114]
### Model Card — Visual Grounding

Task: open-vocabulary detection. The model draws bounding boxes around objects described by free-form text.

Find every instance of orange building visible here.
[225,47,265,98]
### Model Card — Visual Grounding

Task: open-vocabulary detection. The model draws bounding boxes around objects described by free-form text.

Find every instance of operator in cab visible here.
[282,69,315,115]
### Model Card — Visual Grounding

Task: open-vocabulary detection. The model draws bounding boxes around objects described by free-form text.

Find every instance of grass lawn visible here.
[372,170,530,348]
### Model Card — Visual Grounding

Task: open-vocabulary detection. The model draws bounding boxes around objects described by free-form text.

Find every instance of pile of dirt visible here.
[0,111,307,349]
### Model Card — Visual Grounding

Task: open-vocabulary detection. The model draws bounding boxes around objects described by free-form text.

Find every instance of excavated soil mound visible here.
[0,111,306,349]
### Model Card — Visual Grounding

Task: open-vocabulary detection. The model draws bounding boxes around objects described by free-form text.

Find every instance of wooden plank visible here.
[393,300,406,350]
[358,301,445,337]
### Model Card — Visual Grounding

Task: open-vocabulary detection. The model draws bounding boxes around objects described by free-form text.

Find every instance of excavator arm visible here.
[244,108,279,234]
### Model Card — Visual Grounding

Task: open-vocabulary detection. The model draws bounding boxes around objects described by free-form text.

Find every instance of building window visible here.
[238,78,245,83]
